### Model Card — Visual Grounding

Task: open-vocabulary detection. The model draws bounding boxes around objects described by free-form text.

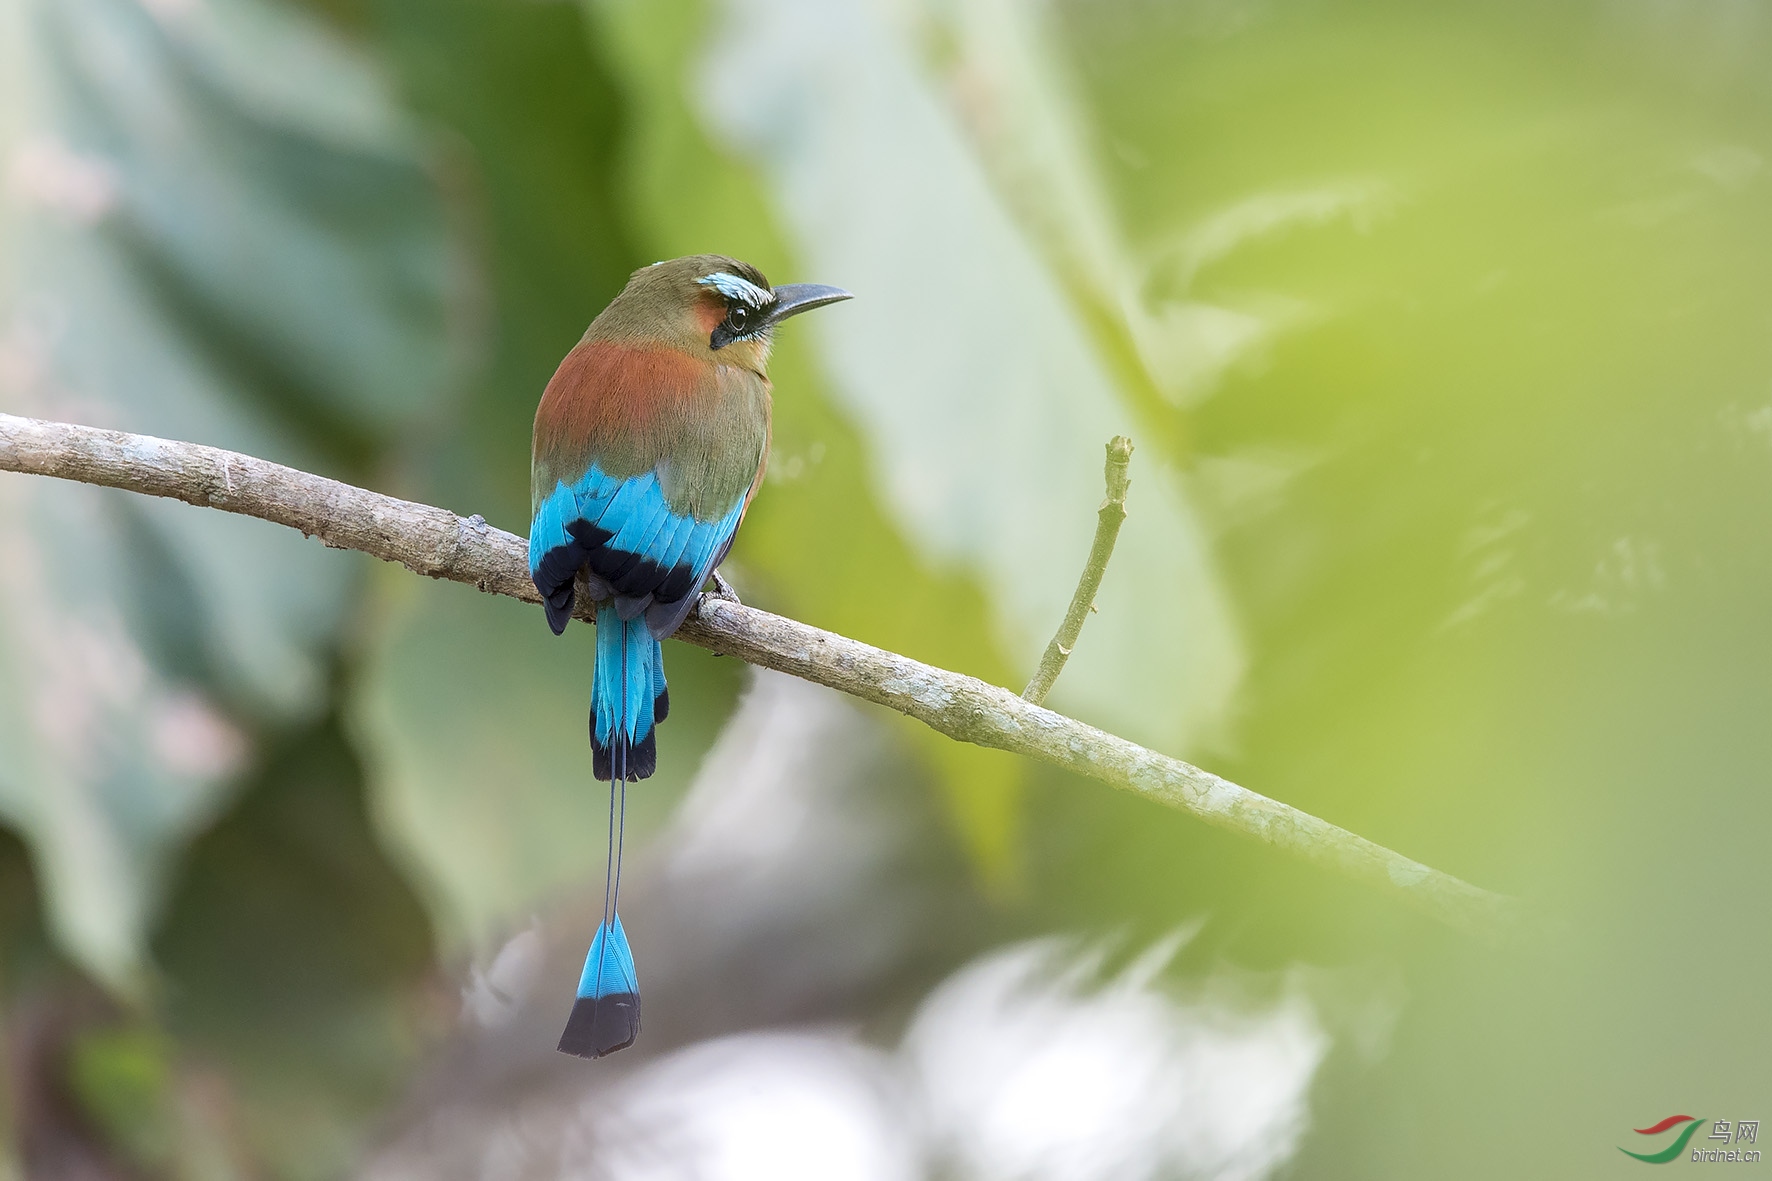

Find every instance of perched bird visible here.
[528,255,851,1058]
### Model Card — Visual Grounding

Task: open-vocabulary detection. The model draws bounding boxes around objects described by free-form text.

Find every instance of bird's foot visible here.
[706,570,742,605]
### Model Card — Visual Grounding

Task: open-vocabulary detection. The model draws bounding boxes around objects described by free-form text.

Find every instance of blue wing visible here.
[529,464,746,639]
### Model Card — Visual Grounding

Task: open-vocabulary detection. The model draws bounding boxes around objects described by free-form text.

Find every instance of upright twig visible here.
[1024,436,1134,705]
[0,413,1519,941]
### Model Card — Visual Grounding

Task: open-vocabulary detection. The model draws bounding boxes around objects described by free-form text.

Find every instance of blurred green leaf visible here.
[688,0,1242,757]
[0,0,463,988]
[64,1024,175,1170]
[1050,3,1772,1173]
[152,711,436,1181]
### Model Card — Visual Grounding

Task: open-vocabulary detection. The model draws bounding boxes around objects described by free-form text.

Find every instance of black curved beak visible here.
[764,283,853,327]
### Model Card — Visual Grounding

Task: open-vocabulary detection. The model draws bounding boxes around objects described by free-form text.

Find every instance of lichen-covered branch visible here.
[0,412,1518,940]
[1024,435,1134,705]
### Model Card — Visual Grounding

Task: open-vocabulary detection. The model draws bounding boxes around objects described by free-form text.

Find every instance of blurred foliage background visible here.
[2,0,1770,1177]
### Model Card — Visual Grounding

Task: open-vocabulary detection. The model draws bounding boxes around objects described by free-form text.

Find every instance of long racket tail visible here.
[560,607,656,1058]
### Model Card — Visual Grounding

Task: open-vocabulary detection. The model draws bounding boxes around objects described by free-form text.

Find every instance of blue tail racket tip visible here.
[558,914,640,1059]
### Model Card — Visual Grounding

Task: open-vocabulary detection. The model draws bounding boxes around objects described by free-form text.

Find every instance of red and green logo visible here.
[1622,1116,1706,1163]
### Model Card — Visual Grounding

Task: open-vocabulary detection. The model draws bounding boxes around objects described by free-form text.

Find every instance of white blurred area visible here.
[582,939,1327,1181]
[367,673,1333,1181]
[906,940,1326,1181]
[587,1034,915,1181]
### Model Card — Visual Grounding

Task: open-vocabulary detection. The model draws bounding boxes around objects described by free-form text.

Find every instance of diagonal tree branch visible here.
[0,412,1518,940]
[1024,435,1134,706]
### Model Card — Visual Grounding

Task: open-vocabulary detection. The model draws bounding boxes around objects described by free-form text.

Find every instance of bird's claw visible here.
[706,570,742,604]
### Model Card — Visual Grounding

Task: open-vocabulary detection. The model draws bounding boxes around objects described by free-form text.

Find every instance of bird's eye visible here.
[727,304,752,334]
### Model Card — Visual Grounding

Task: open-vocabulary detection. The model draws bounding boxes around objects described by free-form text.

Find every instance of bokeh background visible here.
[3,0,1770,1176]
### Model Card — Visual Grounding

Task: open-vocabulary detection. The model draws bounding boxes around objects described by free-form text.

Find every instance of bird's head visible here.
[589,254,852,376]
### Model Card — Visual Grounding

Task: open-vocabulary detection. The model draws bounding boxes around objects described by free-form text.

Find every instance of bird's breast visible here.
[533,341,769,521]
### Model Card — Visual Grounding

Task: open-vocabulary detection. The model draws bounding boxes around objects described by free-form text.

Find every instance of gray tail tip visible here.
[557,992,640,1059]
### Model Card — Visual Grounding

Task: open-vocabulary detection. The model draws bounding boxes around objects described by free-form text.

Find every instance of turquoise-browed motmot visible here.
[528,255,850,1058]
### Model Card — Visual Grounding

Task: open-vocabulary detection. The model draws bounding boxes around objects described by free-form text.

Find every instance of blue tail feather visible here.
[576,916,637,998]
[563,607,664,1060]
[558,917,639,1058]
[650,639,669,724]
[591,604,665,781]
[552,559,688,1060]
